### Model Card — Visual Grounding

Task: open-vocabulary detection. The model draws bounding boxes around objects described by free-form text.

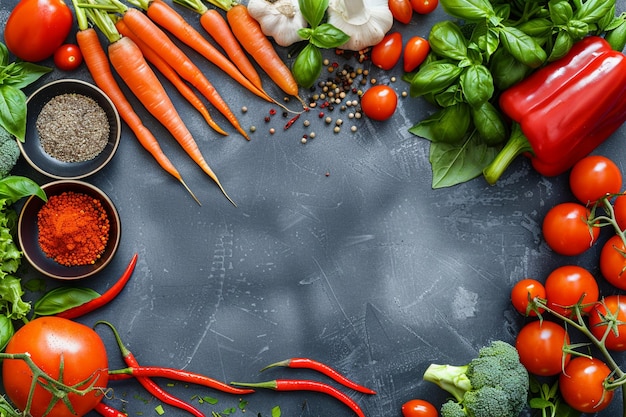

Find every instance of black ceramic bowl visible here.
[19,79,121,179]
[17,180,121,280]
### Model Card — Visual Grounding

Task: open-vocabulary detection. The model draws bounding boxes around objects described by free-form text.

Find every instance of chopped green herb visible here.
[271,405,281,417]
[154,405,165,415]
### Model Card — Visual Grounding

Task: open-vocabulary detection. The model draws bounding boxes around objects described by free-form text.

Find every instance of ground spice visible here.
[37,191,110,266]
[36,93,110,162]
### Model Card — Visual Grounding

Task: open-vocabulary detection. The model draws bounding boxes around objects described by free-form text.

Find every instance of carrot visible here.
[141,0,270,103]
[74,26,200,205]
[172,0,262,93]
[121,6,250,140]
[115,19,227,136]
[107,35,236,206]
[226,4,300,99]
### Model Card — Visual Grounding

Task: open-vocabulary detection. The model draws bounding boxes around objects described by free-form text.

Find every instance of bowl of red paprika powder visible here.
[17,180,121,280]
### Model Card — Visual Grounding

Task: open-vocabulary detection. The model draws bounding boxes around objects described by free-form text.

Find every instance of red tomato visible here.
[360,85,398,121]
[569,155,622,204]
[559,357,614,413]
[4,0,73,62]
[401,399,438,417]
[516,320,571,376]
[410,0,439,14]
[371,32,403,70]
[54,44,83,71]
[544,265,599,316]
[542,202,599,256]
[403,36,430,72]
[2,317,109,417]
[600,234,626,290]
[589,295,626,350]
[389,0,413,24]
[510,278,546,317]
[614,193,626,231]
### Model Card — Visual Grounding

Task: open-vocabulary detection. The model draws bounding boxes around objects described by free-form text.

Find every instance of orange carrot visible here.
[115,19,227,136]
[226,4,300,99]
[121,7,250,140]
[144,0,270,102]
[75,27,200,205]
[108,36,235,206]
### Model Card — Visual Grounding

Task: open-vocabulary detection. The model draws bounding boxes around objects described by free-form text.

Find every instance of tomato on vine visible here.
[589,295,626,351]
[544,265,599,316]
[54,44,83,71]
[542,202,599,256]
[559,357,614,413]
[401,399,438,417]
[613,193,626,231]
[516,320,571,376]
[510,278,545,316]
[410,0,438,14]
[600,234,626,290]
[569,155,622,204]
[360,85,398,121]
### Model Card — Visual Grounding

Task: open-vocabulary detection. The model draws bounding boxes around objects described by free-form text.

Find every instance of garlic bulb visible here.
[326,0,393,51]
[247,0,308,47]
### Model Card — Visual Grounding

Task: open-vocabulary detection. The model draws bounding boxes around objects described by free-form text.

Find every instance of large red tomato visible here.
[544,265,599,316]
[542,202,599,256]
[559,357,614,413]
[516,320,570,376]
[2,317,109,417]
[4,0,73,62]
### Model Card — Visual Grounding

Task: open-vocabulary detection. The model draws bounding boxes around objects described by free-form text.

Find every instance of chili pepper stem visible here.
[482,122,534,185]
[231,380,278,390]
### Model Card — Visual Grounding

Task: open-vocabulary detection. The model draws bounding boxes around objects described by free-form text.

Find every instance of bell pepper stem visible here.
[483,122,534,185]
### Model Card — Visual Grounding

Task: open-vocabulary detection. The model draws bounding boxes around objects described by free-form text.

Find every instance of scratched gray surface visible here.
[2,1,626,416]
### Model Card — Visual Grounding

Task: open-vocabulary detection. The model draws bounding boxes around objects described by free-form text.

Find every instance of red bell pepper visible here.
[483,36,626,184]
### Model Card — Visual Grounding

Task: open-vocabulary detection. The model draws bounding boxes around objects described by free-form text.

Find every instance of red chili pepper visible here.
[483,36,626,184]
[230,379,367,417]
[284,113,300,130]
[57,253,138,319]
[95,402,127,417]
[96,321,205,417]
[108,366,254,395]
[260,358,376,394]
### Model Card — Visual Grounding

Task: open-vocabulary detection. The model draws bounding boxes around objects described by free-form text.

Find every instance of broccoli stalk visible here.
[423,341,530,417]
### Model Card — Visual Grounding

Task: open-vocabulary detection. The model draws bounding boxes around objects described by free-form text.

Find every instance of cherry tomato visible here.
[516,320,571,376]
[510,278,545,317]
[589,295,626,351]
[371,32,403,71]
[389,0,413,24]
[360,85,398,121]
[403,36,430,72]
[600,234,626,290]
[54,44,83,71]
[559,357,614,413]
[569,155,622,204]
[544,265,599,316]
[401,399,438,417]
[614,193,626,231]
[2,317,109,417]
[410,0,439,14]
[4,0,73,62]
[542,202,599,256]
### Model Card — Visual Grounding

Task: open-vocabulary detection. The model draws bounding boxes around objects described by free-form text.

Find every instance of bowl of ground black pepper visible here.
[19,79,121,179]
[17,180,121,280]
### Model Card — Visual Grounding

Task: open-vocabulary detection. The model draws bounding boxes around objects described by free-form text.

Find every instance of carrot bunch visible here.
[74,0,235,206]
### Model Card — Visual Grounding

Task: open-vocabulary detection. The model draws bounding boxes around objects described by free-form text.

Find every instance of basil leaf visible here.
[429,21,468,60]
[0,43,8,67]
[0,275,30,320]
[575,0,616,24]
[0,176,46,206]
[428,132,500,188]
[489,48,531,90]
[33,286,100,317]
[440,0,494,21]
[471,101,507,146]
[549,0,573,26]
[299,0,328,28]
[548,30,574,61]
[410,103,471,144]
[1,61,52,89]
[605,17,626,51]
[310,23,350,49]
[566,19,589,40]
[470,24,500,57]
[292,43,322,89]
[516,18,554,37]
[0,315,13,351]
[498,26,547,68]
[0,85,27,141]
[460,64,493,107]
[409,62,463,97]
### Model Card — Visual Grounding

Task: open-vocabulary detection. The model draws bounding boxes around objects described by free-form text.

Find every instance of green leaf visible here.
[0,314,13,351]
[33,286,101,317]
[575,0,616,24]
[0,43,8,68]
[299,0,328,28]
[549,0,573,26]
[409,103,471,144]
[0,85,27,141]
[489,48,531,90]
[309,23,350,49]
[429,21,468,60]
[471,101,507,146]
[439,0,494,21]
[409,62,463,97]
[428,132,500,188]
[0,176,46,207]
[0,275,30,320]
[292,43,322,89]
[1,61,52,89]
[498,26,547,68]
[460,64,493,107]
[548,30,574,61]
[271,406,281,417]
[516,18,553,37]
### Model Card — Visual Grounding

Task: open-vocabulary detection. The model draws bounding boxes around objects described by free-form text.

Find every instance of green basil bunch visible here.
[292,0,349,89]
[406,0,622,188]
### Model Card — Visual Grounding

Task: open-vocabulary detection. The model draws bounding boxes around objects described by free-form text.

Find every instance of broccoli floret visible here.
[423,341,529,417]
[0,127,19,178]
